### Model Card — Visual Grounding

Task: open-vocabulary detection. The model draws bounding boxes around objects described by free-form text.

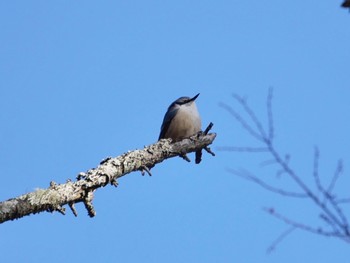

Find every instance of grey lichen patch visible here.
[128,150,143,166]
[100,165,117,178]
[158,139,172,149]
[111,158,121,167]
[28,188,62,207]
[122,158,133,171]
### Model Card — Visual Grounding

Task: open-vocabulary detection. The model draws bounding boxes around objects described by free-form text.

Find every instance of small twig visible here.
[320,213,341,234]
[204,146,215,156]
[312,147,326,196]
[221,89,350,246]
[69,202,78,217]
[233,94,268,141]
[269,145,346,233]
[326,197,349,232]
[76,172,87,180]
[260,159,278,167]
[267,226,296,254]
[204,122,214,135]
[217,146,268,152]
[267,87,274,141]
[111,178,119,187]
[219,102,264,142]
[140,165,152,176]
[194,123,214,164]
[264,207,341,237]
[228,169,308,198]
[100,157,112,165]
[55,205,66,215]
[180,154,191,162]
[326,159,343,198]
[336,198,350,204]
[83,191,96,217]
[195,150,202,164]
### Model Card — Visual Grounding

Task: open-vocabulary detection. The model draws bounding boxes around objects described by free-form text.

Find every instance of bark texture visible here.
[0,132,216,223]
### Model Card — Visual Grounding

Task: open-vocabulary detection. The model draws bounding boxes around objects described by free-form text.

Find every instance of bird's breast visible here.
[165,105,202,141]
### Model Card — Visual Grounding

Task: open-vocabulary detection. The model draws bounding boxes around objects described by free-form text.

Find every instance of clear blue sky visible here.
[1,1,349,262]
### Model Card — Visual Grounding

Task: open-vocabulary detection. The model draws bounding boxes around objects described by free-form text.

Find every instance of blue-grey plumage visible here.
[159,93,202,141]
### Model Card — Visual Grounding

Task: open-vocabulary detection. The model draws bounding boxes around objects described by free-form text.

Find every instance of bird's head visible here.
[174,93,200,106]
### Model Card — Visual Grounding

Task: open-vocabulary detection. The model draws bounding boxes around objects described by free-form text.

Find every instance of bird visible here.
[158,93,202,163]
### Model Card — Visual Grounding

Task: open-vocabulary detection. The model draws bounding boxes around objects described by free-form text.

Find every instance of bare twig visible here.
[326,197,349,231]
[326,159,343,197]
[219,102,264,142]
[204,122,214,135]
[233,94,268,142]
[264,207,348,239]
[312,147,326,196]
[336,198,350,204]
[69,202,78,217]
[267,87,274,141]
[140,165,152,176]
[228,169,308,198]
[217,146,269,152]
[204,146,215,156]
[267,226,296,254]
[221,89,350,248]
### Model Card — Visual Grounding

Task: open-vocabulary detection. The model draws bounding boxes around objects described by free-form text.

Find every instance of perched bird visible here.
[159,93,202,163]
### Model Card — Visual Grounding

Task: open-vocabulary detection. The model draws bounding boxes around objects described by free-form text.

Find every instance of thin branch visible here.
[217,146,269,152]
[267,87,274,141]
[228,168,308,198]
[336,198,350,204]
[203,122,214,135]
[269,144,346,233]
[264,207,346,239]
[319,213,341,234]
[326,159,343,196]
[326,197,349,232]
[268,146,316,198]
[267,226,296,254]
[260,159,278,167]
[319,158,348,230]
[312,147,326,195]
[221,89,350,245]
[203,146,215,156]
[219,102,264,142]
[232,94,269,142]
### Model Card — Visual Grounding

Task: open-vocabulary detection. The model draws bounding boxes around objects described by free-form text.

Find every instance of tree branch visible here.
[220,89,350,248]
[0,131,216,224]
[227,168,308,198]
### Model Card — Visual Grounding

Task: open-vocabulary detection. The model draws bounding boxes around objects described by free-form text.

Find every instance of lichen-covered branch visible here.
[0,131,216,224]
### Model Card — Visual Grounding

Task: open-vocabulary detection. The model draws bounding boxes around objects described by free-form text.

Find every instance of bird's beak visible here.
[189,93,200,102]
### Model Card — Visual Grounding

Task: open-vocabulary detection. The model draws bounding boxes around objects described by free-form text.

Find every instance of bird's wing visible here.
[158,107,178,140]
